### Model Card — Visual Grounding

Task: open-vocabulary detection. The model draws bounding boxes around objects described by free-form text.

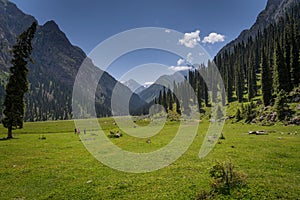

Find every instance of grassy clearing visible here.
[0,119,299,199]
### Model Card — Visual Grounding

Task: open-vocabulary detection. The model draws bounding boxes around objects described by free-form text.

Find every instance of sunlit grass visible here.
[0,119,299,199]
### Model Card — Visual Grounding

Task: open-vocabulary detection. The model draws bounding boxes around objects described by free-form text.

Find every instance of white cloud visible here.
[176,53,193,66]
[165,29,171,33]
[179,30,200,48]
[168,66,192,71]
[202,32,225,44]
[177,58,185,66]
[186,52,193,63]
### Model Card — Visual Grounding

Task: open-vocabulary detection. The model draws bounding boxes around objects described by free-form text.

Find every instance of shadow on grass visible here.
[0,137,19,141]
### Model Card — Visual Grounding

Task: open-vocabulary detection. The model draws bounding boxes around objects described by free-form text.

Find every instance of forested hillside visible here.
[152,1,300,124]
[0,0,146,121]
[214,2,299,104]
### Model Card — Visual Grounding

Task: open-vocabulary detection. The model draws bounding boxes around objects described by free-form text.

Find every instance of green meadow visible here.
[0,118,299,199]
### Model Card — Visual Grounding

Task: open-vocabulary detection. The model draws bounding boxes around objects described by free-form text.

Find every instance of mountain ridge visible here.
[0,0,147,120]
[217,0,298,56]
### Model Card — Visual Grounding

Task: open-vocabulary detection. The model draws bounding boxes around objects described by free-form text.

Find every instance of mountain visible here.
[217,0,299,55]
[213,0,300,124]
[123,79,145,94]
[0,0,146,121]
[138,71,188,103]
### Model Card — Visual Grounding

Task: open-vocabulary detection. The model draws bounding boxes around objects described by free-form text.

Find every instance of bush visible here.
[39,135,46,140]
[196,160,247,199]
[167,109,180,121]
[219,133,225,140]
[209,160,247,195]
[196,190,215,200]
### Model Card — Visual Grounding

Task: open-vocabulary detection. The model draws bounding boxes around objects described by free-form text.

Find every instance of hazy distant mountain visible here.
[123,79,146,94]
[138,71,188,103]
[217,0,299,55]
[0,0,146,120]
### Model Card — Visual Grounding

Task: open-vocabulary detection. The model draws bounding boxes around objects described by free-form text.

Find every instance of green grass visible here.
[0,119,299,199]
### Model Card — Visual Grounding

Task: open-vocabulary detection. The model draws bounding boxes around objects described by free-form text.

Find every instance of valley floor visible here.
[0,119,299,199]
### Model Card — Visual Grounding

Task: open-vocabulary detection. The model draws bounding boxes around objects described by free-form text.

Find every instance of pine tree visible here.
[235,108,242,122]
[274,90,288,121]
[290,21,300,86]
[273,41,290,93]
[158,91,162,105]
[247,53,255,101]
[175,96,181,115]
[2,22,37,139]
[167,88,173,111]
[235,63,244,103]
[261,48,272,106]
[162,88,168,112]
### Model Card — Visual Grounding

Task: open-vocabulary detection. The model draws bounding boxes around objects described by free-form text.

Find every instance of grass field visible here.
[0,118,299,199]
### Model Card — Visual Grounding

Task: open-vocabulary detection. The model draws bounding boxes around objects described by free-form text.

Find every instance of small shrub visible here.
[39,135,46,140]
[195,190,215,200]
[219,133,225,140]
[196,161,247,199]
[167,109,180,121]
[209,160,247,195]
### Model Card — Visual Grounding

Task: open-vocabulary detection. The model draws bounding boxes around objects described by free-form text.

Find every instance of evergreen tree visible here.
[158,91,162,105]
[2,22,37,139]
[290,21,300,86]
[247,53,255,101]
[162,88,168,111]
[235,108,242,122]
[167,88,173,111]
[261,48,272,106]
[235,63,244,103]
[274,90,288,121]
[273,41,291,93]
[175,96,181,115]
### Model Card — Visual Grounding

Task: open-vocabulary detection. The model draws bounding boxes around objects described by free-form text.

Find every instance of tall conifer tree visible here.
[2,22,37,139]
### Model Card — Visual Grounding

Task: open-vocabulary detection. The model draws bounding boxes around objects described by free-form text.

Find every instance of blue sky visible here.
[10,0,267,85]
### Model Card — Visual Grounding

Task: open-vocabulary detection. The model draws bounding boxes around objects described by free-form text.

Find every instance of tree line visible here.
[214,3,300,106]
[153,3,299,121]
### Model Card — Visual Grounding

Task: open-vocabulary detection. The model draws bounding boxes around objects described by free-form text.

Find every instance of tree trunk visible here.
[7,126,13,139]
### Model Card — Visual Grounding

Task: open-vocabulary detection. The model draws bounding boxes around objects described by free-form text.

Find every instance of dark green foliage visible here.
[175,97,181,115]
[162,88,167,111]
[234,102,256,123]
[154,62,214,117]
[2,22,37,138]
[244,102,256,123]
[274,90,288,121]
[244,104,253,123]
[216,106,223,120]
[273,42,291,93]
[155,86,182,118]
[219,133,225,140]
[261,48,273,106]
[196,161,247,199]
[235,108,242,122]
[247,52,257,101]
[213,2,300,121]
[209,161,247,195]
[167,109,180,121]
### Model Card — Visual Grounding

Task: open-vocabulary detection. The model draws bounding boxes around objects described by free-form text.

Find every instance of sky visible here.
[10,0,268,86]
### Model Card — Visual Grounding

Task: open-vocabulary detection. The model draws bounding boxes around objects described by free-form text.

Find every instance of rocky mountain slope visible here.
[217,0,299,55]
[0,0,146,121]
